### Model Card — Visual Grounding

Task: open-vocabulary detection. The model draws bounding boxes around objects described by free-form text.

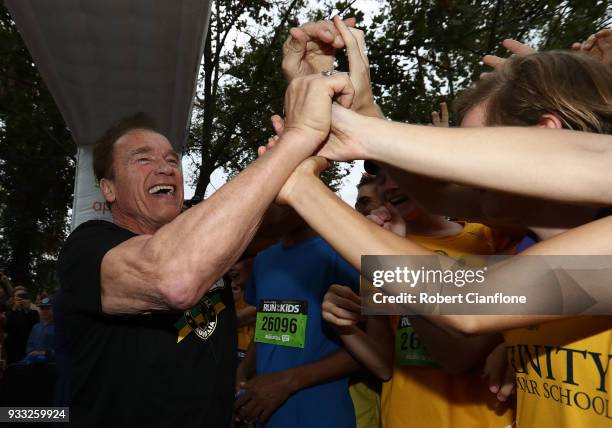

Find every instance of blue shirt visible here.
[26,321,55,356]
[246,236,359,428]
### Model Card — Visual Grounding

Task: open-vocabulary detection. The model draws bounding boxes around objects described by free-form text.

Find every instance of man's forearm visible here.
[362,117,612,206]
[285,348,360,393]
[149,134,315,303]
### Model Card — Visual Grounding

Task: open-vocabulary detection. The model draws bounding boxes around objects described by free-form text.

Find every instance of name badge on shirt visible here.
[255,299,307,348]
[395,316,438,368]
[174,278,226,343]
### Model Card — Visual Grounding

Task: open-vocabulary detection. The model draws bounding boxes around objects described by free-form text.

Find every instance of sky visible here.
[182,157,365,207]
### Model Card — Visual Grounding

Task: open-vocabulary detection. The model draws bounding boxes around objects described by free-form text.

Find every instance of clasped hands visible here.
[257,16,381,206]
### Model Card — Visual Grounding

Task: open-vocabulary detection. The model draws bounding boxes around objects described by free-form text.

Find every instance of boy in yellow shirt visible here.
[328,165,519,428]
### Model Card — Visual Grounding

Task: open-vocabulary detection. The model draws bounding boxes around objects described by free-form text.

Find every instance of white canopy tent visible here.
[5,0,212,228]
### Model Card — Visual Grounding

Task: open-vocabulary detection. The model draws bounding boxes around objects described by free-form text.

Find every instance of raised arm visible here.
[283,16,382,118]
[100,73,355,314]
[571,28,612,67]
[323,106,612,207]
[313,30,612,208]
[277,156,612,334]
[373,104,594,228]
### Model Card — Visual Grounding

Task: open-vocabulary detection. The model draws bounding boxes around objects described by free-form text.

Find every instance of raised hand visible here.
[312,17,382,160]
[321,284,364,327]
[281,72,355,157]
[331,16,378,115]
[282,18,356,83]
[481,39,535,78]
[318,103,371,162]
[572,29,612,67]
[431,102,449,128]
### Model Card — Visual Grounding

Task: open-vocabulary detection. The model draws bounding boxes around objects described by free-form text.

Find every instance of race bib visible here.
[395,316,438,367]
[255,299,308,348]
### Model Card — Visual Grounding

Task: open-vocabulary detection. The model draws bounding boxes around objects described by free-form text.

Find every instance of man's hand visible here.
[322,284,364,327]
[283,72,355,147]
[282,18,356,83]
[234,371,295,424]
[572,28,612,67]
[367,204,407,237]
[28,350,46,357]
[483,342,515,402]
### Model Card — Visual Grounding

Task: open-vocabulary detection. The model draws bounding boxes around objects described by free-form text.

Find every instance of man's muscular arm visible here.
[100,73,355,315]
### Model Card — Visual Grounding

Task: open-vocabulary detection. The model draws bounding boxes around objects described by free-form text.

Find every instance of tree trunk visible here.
[194,23,215,199]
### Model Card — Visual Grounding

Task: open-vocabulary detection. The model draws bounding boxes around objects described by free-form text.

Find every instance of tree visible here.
[359,0,611,124]
[188,0,610,197]
[0,5,75,292]
[187,0,354,199]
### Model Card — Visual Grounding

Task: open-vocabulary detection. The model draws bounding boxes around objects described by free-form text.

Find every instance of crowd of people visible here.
[0,273,55,369]
[0,272,56,406]
[41,14,612,428]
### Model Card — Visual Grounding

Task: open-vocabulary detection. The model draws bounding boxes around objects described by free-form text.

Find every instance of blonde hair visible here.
[456,51,612,134]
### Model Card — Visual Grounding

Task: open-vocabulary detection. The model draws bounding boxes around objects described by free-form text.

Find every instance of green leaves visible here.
[186,0,609,200]
[364,0,610,125]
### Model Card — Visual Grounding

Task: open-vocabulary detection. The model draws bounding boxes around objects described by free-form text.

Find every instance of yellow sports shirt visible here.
[381,222,518,428]
[504,317,612,427]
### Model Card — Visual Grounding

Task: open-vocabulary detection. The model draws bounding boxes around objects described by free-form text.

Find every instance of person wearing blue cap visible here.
[22,297,55,364]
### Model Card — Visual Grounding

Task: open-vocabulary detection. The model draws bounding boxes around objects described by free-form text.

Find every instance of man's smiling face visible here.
[101,129,184,233]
